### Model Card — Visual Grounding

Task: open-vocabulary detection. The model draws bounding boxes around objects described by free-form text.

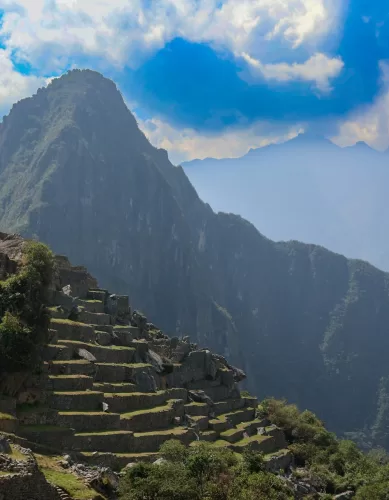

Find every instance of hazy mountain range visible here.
[183,136,389,271]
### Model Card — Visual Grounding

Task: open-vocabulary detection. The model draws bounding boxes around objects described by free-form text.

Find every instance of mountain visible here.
[183,136,389,271]
[1,69,389,448]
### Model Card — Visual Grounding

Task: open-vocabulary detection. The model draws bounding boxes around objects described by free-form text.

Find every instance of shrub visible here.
[0,241,54,374]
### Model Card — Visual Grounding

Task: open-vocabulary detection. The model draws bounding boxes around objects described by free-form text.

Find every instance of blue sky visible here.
[0,0,388,162]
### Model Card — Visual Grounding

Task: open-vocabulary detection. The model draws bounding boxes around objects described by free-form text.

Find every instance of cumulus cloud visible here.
[0,0,341,76]
[136,113,303,163]
[241,52,344,92]
[0,48,48,116]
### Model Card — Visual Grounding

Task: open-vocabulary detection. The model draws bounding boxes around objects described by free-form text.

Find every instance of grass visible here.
[10,445,28,461]
[237,419,264,430]
[220,428,243,437]
[75,430,133,436]
[58,339,135,351]
[50,318,89,327]
[58,411,117,416]
[233,435,271,447]
[51,360,90,365]
[104,391,166,398]
[185,402,207,407]
[49,375,92,379]
[36,454,99,500]
[20,425,72,432]
[134,428,189,437]
[95,363,151,368]
[0,412,16,420]
[121,403,173,418]
[52,391,102,396]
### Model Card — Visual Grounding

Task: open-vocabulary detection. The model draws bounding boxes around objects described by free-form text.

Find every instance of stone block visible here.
[264,450,293,473]
[49,391,104,412]
[93,382,137,393]
[191,415,209,431]
[0,415,18,433]
[96,331,113,346]
[76,299,105,314]
[132,428,196,453]
[48,360,96,377]
[220,428,244,444]
[184,403,209,417]
[50,319,96,343]
[42,344,72,362]
[223,408,256,427]
[48,375,94,392]
[19,425,74,450]
[104,392,168,413]
[73,431,135,453]
[120,400,184,433]
[78,311,111,326]
[213,398,245,416]
[18,407,58,426]
[57,412,121,432]
[231,435,278,455]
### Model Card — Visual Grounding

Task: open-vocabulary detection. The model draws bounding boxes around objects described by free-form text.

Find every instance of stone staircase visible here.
[3,259,292,471]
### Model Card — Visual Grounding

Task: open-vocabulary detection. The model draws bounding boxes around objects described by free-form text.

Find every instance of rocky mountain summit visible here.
[1,70,389,449]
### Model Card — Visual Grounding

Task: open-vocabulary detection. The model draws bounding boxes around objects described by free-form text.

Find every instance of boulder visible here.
[0,437,11,454]
[146,350,164,374]
[135,371,157,393]
[96,331,112,346]
[77,348,97,363]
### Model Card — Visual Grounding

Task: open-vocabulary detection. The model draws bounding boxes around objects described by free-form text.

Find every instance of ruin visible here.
[0,240,292,473]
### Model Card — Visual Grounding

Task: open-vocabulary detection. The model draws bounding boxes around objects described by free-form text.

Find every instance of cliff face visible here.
[1,70,389,444]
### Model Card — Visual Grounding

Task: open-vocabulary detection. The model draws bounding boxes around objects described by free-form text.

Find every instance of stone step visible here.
[219,427,245,444]
[94,363,152,383]
[17,406,58,426]
[184,402,209,417]
[57,412,121,432]
[230,435,278,454]
[199,430,218,442]
[94,325,114,334]
[103,391,169,413]
[132,427,196,453]
[73,431,134,452]
[189,415,209,431]
[87,289,107,302]
[237,419,269,436]
[19,425,74,450]
[50,319,96,343]
[47,360,96,377]
[213,398,246,416]
[208,418,233,433]
[112,326,141,345]
[0,413,18,433]
[76,299,105,314]
[78,310,111,326]
[222,408,256,427]
[49,392,104,412]
[42,344,73,361]
[93,382,138,393]
[48,375,94,392]
[120,401,184,433]
[80,451,159,470]
[58,340,136,364]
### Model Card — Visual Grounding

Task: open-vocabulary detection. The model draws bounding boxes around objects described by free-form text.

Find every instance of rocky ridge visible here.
[0,234,292,490]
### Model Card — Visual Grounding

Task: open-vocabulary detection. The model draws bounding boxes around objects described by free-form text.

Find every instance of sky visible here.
[0,0,388,163]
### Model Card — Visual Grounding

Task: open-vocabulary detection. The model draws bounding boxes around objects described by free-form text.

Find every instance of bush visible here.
[0,241,54,374]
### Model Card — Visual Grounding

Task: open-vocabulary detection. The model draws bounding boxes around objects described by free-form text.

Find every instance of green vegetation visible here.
[261,398,389,498]
[0,241,54,374]
[119,440,292,500]
[36,454,98,500]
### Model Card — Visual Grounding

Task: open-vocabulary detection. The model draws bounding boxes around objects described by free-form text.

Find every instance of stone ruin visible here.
[0,244,292,476]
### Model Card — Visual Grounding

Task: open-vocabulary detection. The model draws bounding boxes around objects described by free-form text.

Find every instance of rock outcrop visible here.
[0,245,291,474]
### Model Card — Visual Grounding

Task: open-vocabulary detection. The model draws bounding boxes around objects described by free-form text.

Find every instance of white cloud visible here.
[0,48,48,116]
[332,62,389,151]
[136,114,303,163]
[241,52,344,92]
[0,0,342,79]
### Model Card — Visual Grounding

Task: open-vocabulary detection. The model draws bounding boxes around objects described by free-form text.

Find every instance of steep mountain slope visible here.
[183,136,389,271]
[1,70,389,447]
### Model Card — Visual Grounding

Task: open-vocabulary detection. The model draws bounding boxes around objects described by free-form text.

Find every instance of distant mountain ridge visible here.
[1,70,389,449]
[183,134,389,271]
